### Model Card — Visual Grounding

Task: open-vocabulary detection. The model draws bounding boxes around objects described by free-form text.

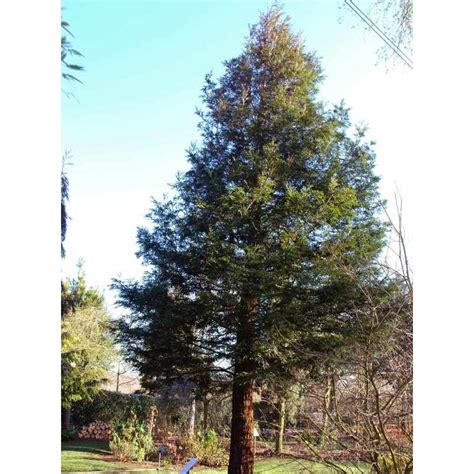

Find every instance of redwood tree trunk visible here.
[228,296,257,474]
[228,371,255,474]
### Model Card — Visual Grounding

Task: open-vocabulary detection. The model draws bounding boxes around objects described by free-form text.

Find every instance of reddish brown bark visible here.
[228,371,255,474]
[228,296,257,474]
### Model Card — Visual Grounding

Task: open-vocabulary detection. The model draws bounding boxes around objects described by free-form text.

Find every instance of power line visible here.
[344,0,413,68]
[346,0,413,67]
[348,0,413,66]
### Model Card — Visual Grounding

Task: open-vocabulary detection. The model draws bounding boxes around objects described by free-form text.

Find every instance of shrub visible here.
[109,414,156,462]
[182,429,227,468]
[378,453,413,473]
[61,428,77,441]
[110,425,135,461]
[73,390,157,427]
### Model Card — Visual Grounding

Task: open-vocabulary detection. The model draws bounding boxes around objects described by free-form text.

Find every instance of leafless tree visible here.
[342,0,413,68]
[294,194,413,473]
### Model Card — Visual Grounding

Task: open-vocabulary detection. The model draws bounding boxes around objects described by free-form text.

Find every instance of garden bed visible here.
[62,440,369,473]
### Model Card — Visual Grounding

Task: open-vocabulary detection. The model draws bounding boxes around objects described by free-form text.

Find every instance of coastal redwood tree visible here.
[115,6,385,472]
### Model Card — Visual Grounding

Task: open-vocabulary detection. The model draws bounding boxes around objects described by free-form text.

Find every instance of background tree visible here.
[369,0,412,57]
[61,14,83,254]
[61,151,72,259]
[61,16,84,88]
[254,378,302,454]
[294,197,412,473]
[61,264,117,429]
[342,0,413,68]
[62,260,104,317]
[115,6,385,473]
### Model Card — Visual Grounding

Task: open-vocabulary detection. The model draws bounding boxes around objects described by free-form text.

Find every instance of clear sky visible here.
[61,0,413,313]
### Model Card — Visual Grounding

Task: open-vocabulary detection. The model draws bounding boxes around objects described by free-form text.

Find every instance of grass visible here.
[61,440,368,473]
[196,459,369,473]
[61,440,157,472]
[61,440,121,472]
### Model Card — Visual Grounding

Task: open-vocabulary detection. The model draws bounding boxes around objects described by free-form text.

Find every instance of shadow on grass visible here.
[61,440,110,455]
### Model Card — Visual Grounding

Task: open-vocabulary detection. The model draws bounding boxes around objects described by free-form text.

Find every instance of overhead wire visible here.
[344,0,413,68]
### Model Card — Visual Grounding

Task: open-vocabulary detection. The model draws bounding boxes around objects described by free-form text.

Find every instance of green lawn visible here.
[198,460,369,473]
[61,440,368,473]
[61,440,157,472]
[61,441,121,472]
[196,460,368,473]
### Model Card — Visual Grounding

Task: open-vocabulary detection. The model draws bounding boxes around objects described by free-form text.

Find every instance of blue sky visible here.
[61,0,412,313]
